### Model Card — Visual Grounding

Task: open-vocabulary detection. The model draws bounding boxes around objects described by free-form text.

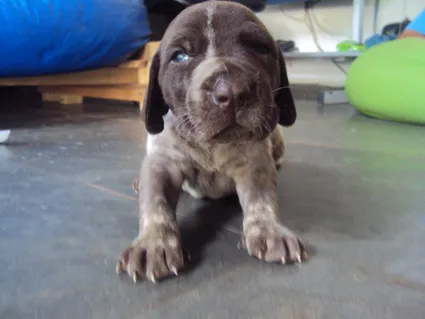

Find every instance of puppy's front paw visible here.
[239,221,307,264]
[116,231,185,283]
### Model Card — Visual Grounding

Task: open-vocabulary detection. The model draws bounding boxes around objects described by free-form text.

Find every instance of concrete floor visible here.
[1,96,425,319]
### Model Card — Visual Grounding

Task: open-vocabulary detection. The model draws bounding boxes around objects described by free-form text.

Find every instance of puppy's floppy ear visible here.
[275,48,296,126]
[141,51,169,134]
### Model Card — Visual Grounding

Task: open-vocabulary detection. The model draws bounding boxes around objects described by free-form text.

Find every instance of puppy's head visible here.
[143,1,296,143]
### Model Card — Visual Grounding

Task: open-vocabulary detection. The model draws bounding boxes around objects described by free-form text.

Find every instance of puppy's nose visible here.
[211,79,232,108]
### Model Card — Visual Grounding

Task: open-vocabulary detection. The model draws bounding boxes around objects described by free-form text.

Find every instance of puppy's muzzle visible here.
[187,59,276,141]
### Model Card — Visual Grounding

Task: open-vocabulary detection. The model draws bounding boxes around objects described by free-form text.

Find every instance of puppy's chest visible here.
[149,130,274,173]
[185,140,273,174]
[188,147,226,172]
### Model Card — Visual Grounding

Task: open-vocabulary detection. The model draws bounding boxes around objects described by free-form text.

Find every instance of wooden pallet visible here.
[0,41,160,109]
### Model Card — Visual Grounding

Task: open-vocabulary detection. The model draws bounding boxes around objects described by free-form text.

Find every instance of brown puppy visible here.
[117,0,306,283]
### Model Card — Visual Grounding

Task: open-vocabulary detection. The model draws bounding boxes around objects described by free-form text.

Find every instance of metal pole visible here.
[352,0,365,43]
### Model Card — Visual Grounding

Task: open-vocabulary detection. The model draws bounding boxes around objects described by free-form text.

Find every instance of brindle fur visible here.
[117,0,306,283]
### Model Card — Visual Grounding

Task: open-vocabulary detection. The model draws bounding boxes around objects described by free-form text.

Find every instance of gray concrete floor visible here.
[1,96,425,319]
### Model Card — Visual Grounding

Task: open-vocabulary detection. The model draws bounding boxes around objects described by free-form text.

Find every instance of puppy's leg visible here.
[117,156,185,283]
[234,162,307,264]
[271,126,285,170]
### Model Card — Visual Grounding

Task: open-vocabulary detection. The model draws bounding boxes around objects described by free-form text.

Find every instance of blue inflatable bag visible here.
[0,0,151,76]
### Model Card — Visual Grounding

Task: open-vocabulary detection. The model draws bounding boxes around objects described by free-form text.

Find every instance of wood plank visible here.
[0,41,160,87]
[42,93,83,104]
[39,85,146,102]
[136,42,159,85]
[111,42,160,68]
[140,42,160,63]
[138,67,150,86]
[119,60,141,68]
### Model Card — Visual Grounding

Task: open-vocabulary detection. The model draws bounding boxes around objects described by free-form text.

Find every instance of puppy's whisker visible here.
[176,120,189,133]
[258,114,272,134]
[223,63,229,75]
[186,126,195,142]
[175,116,191,131]
[174,114,189,123]
[205,109,216,127]
[175,117,190,129]
[174,113,186,119]
[272,86,291,93]
[265,115,273,132]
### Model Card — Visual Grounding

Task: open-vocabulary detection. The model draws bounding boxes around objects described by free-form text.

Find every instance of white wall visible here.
[257,0,424,87]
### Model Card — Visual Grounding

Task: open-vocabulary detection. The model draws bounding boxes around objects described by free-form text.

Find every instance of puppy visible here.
[117,0,307,283]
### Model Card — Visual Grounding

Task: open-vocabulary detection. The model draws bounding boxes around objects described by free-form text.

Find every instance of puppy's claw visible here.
[132,177,139,195]
[149,273,157,283]
[116,261,124,274]
[242,223,307,266]
[171,266,178,276]
[296,254,302,264]
[237,238,246,250]
[132,272,138,283]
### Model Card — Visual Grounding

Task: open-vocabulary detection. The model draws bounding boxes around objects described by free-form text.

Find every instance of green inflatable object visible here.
[345,38,425,124]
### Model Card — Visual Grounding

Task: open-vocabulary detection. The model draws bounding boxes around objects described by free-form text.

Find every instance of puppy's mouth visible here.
[210,123,253,141]
[183,97,278,143]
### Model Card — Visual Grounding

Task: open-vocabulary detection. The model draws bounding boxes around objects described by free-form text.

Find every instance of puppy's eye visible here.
[172,51,190,62]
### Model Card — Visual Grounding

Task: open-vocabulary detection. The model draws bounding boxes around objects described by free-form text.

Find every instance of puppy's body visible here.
[147,122,285,200]
[117,1,306,283]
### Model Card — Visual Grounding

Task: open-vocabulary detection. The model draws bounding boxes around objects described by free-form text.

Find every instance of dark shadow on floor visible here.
[0,87,140,130]
[177,194,241,274]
